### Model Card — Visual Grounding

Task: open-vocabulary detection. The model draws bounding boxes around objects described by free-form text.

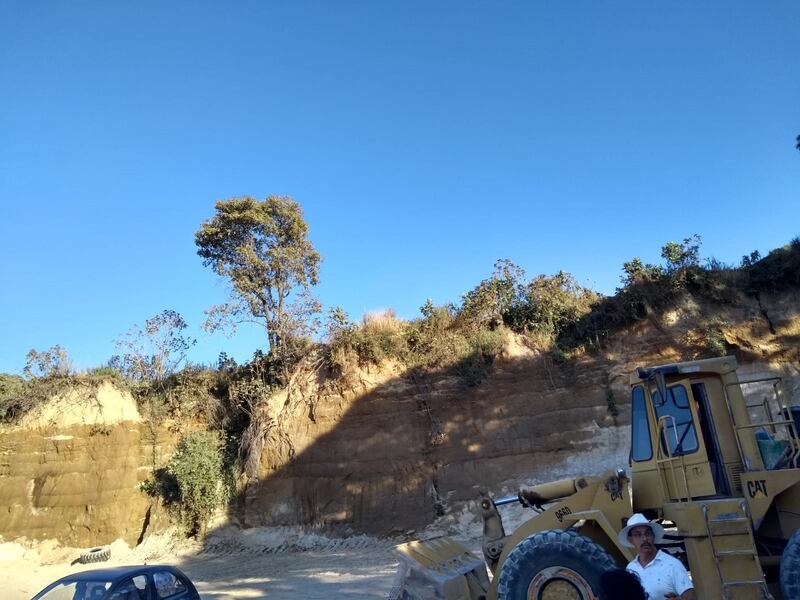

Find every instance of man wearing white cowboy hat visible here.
[619,513,697,600]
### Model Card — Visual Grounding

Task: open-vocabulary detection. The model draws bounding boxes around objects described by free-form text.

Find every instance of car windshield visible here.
[36,579,114,600]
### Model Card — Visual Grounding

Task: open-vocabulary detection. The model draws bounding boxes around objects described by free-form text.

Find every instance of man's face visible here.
[628,524,656,554]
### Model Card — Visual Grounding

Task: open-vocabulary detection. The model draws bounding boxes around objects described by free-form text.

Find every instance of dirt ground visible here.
[1,531,401,600]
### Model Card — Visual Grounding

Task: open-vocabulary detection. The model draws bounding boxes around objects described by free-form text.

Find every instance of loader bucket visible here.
[389,537,489,600]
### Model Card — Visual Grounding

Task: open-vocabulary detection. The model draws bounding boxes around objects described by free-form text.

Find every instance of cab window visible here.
[631,386,653,461]
[653,384,698,456]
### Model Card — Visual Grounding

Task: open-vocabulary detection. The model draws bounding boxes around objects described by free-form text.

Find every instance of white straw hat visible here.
[618,513,665,548]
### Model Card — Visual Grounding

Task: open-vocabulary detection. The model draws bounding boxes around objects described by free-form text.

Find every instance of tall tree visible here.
[195,196,322,352]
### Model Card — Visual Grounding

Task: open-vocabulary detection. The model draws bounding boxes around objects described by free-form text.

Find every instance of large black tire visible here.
[78,546,111,564]
[496,529,617,600]
[781,529,800,599]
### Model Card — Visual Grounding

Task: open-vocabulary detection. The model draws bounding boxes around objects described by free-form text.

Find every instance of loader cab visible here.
[628,356,765,511]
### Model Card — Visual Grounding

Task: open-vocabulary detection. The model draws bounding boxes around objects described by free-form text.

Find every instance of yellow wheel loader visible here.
[394,356,800,599]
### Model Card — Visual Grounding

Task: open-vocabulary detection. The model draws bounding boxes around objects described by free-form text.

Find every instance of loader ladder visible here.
[702,501,770,600]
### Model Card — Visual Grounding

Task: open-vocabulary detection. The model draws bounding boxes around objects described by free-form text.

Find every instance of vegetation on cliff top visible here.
[3,234,799,426]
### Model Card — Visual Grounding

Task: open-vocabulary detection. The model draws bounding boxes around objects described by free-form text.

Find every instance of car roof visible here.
[56,565,184,583]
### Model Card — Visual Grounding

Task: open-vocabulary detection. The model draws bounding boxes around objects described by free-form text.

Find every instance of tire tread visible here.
[79,546,111,564]
[497,529,616,599]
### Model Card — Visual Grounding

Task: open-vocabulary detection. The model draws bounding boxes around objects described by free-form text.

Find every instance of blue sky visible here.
[1,2,798,374]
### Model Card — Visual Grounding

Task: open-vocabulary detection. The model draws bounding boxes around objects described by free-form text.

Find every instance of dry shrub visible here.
[406,328,471,371]
[327,344,361,388]
[326,303,507,388]
[164,368,224,425]
[0,374,118,424]
[522,328,558,352]
[362,309,404,335]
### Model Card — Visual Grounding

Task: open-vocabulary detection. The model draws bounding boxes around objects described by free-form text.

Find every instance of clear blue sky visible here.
[1,2,798,374]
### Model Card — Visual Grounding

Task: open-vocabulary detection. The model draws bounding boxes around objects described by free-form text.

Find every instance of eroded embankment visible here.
[243,290,800,535]
[1,290,798,546]
[0,382,174,546]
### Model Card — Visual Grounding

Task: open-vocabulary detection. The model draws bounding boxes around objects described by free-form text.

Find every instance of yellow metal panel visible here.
[741,468,800,529]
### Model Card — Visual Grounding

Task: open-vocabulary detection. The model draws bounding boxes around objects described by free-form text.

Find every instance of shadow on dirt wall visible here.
[217,350,636,540]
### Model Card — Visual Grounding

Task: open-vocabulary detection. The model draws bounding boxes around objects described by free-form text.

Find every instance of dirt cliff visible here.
[1,290,798,545]
[0,382,175,546]
[243,290,800,535]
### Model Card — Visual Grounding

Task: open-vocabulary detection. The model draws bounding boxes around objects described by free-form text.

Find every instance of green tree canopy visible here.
[620,257,664,287]
[195,196,322,353]
[460,259,525,329]
[661,234,702,272]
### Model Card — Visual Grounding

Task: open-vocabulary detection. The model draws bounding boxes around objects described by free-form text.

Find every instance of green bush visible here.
[701,319,729,357]
[85,366,124,379]
[455,329,505,387]
[687,263,743,306]
[163,430,227,535]
[0,374,27,421]
[505,271,599,339]
[460,259,525,330]
[162,368,224,425]
[662,235,702,273]
[404,301,463,367]
[325,307,407,369]
[324,301,507,388]
[560,236,706,348]
[620,257,664,288]
[744,238,800,295]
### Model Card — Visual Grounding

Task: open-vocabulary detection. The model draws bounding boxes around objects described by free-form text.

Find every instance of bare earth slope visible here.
[243,291,799,536]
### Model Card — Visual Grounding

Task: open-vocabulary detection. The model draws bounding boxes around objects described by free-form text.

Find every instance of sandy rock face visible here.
[0,381,174,547]
[243,350,630,535]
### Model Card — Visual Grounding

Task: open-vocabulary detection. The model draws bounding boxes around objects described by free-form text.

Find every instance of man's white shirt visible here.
[627,550,693,599]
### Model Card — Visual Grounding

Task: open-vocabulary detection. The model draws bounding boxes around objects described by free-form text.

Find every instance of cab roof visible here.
[628,355,738,386]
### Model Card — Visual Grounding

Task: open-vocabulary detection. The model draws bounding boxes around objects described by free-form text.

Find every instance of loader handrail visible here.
[725,378,800,470]
[655,414,692,501]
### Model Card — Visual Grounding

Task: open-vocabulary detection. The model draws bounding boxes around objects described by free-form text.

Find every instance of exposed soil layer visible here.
[0,384,175,547]
[1,290,798,546]
[245,291,800,534]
